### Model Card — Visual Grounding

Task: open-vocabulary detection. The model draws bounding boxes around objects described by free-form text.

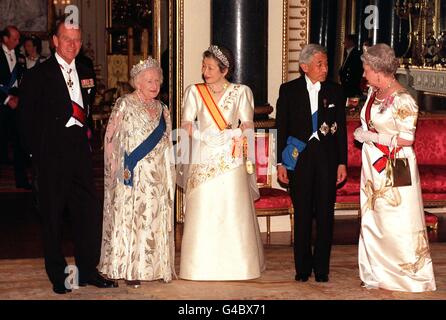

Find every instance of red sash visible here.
[72,101,86,125]
[364,91,400,173]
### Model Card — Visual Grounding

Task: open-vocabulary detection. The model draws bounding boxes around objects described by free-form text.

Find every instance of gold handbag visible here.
[385,157,412,187]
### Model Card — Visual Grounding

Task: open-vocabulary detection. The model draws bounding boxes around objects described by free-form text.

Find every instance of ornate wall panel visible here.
[284,0,310,81]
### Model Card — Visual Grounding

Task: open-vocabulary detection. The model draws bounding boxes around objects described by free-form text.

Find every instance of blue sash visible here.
[0,65,18,95]
[123,112,166,186]
[281,136,307,171]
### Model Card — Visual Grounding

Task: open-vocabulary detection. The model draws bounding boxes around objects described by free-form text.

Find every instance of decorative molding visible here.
[397,67,446,96]
[175,0,184,223]
[285,0,310,81]
[282,0,289,83]
[153,0,162,62]
[435,0,440,37]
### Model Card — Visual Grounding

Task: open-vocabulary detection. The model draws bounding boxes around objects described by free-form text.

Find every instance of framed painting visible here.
[0,0,54,38]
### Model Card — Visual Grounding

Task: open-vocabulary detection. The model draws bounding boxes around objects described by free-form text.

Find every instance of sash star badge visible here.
[319,122,329,136]
[330,122,338,135]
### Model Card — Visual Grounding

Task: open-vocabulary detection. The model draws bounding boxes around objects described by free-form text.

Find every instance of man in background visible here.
[0,25,30,189]
[339,34,363,98]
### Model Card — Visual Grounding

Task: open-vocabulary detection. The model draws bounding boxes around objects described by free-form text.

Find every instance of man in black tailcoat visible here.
[19,21,117,294]
[276,44,347,283]
[339,34,363,98]
[0,26,30,188]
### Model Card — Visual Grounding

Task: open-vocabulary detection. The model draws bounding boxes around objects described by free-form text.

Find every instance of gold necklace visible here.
[208,82,228,94]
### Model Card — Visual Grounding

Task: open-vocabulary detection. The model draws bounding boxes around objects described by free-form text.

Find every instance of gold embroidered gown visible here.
[179,83,265,280]
[358,89,436,292]
[98,94,176,282]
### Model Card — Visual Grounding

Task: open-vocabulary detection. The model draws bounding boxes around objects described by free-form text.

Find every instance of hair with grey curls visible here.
[129,57,163,89]
[299,44,327,65]
[360,43,400,75]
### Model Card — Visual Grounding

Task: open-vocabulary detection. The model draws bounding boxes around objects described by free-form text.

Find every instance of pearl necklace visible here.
[136,90,156,107]
[376,78,396,97]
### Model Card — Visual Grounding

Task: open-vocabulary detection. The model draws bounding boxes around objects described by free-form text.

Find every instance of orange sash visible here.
[195,83,228,131]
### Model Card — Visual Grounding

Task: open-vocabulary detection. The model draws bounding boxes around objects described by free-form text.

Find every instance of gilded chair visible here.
[254,131,294,245]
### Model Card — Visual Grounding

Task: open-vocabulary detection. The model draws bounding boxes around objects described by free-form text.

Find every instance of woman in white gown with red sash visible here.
[354,44,436,292]
[179,45,265,280]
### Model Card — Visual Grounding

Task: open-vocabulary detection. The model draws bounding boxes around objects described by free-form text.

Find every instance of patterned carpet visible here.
[0,243,444,300]
[1,140,445,301]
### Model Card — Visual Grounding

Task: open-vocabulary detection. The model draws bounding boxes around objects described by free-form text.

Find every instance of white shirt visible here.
[2,43,16,72]
[55,53,84,127]
[305,75,320,141]
[2,44,18,105]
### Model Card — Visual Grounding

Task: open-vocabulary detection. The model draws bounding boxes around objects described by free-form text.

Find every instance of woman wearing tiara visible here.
[354,44,436,292]
[179,45,265,280]
[98,57,176,287]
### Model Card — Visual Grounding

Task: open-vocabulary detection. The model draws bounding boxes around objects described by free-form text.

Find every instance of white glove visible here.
[353,127,394,146]
[229,128,242,138]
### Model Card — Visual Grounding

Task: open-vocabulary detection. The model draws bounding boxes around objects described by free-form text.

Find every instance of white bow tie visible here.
[307,81,321,92]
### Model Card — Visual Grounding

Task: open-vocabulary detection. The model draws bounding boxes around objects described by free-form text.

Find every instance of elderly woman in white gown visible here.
[179,45,265,280]
[98,57,175,287]
[354,44,436,292]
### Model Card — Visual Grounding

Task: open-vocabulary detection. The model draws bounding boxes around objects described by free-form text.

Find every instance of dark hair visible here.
[203,46,234,80]
[24,35,42,55]
[2,25,19,38]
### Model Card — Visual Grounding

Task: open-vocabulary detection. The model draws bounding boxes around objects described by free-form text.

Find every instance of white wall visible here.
[183,0,211,89]
[268,0,283,119]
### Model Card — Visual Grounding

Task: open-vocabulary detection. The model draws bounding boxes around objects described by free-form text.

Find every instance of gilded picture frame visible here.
[0,0,54,38]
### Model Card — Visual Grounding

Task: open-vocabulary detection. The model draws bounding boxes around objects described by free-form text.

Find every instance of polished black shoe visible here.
[79,273,119,288]
[294,274,310,282]
[315,274,329,282]
[53,283,72,295]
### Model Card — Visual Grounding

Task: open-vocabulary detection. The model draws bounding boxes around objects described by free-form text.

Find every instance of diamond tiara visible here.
[130,57,160,79]
[208,45,230,68]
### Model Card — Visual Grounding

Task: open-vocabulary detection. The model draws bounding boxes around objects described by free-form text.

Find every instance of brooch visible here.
[123,167,131,183]
[330,122,337,135]
[319,122,329,136]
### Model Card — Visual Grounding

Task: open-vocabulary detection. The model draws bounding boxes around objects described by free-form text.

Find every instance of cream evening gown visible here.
[358,89,436,292]
[179,83,265,280]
